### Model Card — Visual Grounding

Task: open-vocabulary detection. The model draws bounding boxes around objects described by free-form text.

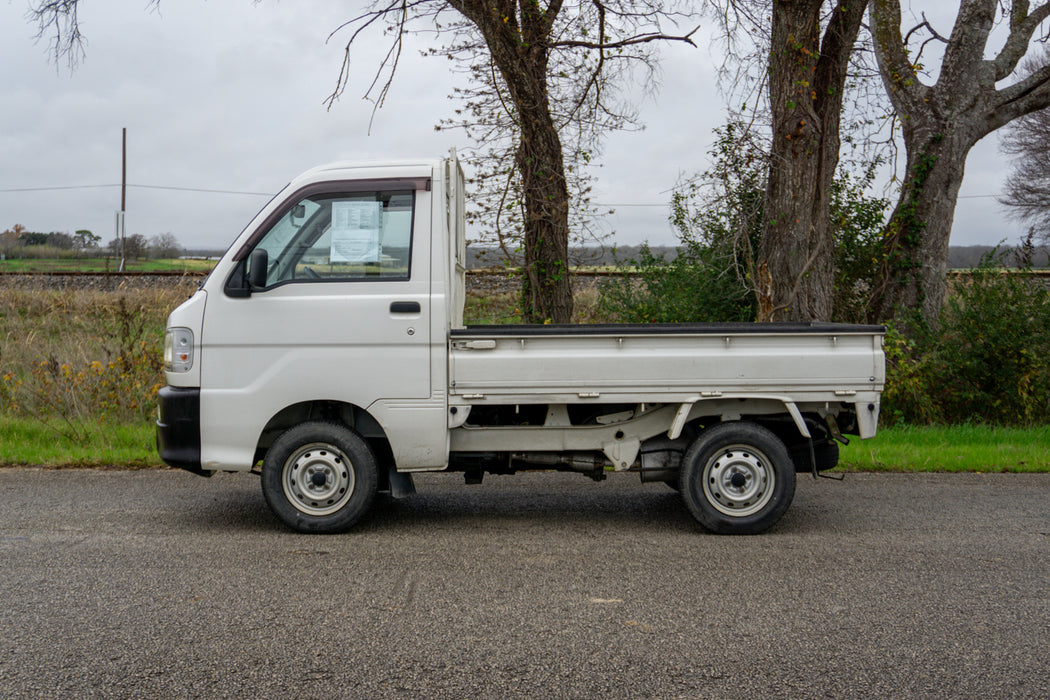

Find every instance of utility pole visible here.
[116,127,127,272]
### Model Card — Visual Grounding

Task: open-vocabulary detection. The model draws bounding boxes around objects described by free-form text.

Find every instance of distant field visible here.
[0,257,215,273]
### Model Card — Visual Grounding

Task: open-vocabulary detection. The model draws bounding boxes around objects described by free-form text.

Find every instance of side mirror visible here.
[248,249,269,289]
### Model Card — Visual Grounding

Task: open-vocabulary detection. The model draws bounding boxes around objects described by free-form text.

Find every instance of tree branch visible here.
[992,63,1050,127]
[870,0,932,116]
[903,13,949,65]
[938,0,996,89]
[993,1,1050,80]
[562,0,608,126]
[547,25,699,50]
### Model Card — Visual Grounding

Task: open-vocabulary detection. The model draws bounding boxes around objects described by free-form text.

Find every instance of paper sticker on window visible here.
[330,201,383,263]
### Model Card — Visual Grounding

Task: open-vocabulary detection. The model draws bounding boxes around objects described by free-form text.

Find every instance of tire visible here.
[678,422,796,535]
[261,421,378,533]
[790,440,840,473]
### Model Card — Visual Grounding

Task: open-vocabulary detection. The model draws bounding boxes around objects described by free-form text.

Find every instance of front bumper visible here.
[156,386,208,476]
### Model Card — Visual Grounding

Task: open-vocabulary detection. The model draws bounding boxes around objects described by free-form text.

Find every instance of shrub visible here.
[598,121,761,324]
[598,241,754,323]
[0,285,192,442]
[881,249,1050,425]
[598,119,888,325]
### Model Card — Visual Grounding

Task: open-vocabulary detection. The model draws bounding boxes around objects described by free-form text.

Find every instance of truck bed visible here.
[455,322,884,335]
[449,322,885,404]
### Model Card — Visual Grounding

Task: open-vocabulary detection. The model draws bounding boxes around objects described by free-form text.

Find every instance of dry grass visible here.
[0,283,197,437]
[463,285,606,325]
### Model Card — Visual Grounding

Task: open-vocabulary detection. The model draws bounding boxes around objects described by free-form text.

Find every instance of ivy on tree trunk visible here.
[869,0,1050,328]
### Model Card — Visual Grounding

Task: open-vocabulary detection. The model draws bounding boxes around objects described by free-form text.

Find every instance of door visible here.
[198,183,434,469]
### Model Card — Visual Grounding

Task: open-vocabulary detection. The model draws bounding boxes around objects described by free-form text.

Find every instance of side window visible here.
[253,190,414,285]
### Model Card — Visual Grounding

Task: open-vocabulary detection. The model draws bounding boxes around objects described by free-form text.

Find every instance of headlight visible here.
[164,328,194,372]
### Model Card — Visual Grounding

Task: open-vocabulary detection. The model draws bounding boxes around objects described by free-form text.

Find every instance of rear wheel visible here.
[790,440,840,472]
[262,421,378,533]
[678,422,795,535]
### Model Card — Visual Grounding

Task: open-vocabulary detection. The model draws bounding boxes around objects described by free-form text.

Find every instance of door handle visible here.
[390,301,421,313]
[453,340,497,350]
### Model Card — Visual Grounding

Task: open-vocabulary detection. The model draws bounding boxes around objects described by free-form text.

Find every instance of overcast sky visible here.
[0,1,1030,252]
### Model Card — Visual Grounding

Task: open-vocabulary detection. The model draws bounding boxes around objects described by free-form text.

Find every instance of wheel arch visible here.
[254,400,394,474]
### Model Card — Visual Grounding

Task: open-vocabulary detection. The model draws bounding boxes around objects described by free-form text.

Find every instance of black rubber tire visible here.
[790,440,840,472]
[678,422,796,535]
[261,421,378,533]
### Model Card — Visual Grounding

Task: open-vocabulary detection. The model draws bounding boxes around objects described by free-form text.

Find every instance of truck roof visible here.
[294,159,443,183]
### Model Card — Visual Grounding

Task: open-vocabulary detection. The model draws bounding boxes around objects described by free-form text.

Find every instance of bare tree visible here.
[1000,51,1050,245]
[329,1,697,322]
[149,232,183,259]
[869,0,1050,327]
[707,1,872,322]
[434,19,634,271]
[31,0,696,323]
[108,233,147,260]
[757,0,869,322]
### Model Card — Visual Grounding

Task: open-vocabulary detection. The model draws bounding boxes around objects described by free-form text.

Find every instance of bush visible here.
[831,166,889,323]
[598,121,761,324]
[882,249,1050,425]
[0,285,193,443]
[598,241,754,323]
[598,119,887,325]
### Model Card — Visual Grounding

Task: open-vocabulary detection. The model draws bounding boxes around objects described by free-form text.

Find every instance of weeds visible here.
[0,284,195,444]
[881,248,1050,425]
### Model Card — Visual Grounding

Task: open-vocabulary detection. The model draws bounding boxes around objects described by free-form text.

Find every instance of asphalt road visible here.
[0,468,1047,699]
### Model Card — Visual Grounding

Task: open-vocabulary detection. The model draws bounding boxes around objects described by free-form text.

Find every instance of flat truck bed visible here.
[450,323,884,439]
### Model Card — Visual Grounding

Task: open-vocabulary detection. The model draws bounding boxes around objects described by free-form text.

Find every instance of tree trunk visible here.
[452,0,574,323]
[869,0,1050,329]
[517,128,572,323]
[757,0,866,322]
[868,129,972,326]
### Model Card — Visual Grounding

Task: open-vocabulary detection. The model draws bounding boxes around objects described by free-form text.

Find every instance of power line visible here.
[0,183,274,196]
[1,184,1006,202]
[0,184,119,193]
[131,184,274,196]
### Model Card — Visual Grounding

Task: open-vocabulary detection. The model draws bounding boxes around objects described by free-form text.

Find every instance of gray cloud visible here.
[0,1,1023,252]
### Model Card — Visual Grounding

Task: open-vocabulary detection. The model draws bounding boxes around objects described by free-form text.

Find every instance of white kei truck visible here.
[156,154,885,535]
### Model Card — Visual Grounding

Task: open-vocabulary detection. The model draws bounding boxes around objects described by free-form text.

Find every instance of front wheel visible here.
[262,421,378,533]
[678,422,795,535]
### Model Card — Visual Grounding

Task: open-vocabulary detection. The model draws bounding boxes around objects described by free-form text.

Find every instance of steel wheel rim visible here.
[282,442,355,516]
[702,443,774,517]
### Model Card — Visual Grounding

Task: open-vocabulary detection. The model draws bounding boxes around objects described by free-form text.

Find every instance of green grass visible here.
[464,291,523,325]
[1,416,1046,472]
[840,424,1050,473]
[0,417,161,468]
[0,257,214,273]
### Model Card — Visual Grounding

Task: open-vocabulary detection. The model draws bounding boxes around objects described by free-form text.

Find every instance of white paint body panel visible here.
[451,331,883,400]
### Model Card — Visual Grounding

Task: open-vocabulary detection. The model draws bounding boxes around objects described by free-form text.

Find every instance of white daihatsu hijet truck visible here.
[157,154,885,535]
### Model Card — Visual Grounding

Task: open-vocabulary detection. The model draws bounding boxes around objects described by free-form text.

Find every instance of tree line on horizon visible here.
[464,243,1050,272]
[1,224,182,260]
